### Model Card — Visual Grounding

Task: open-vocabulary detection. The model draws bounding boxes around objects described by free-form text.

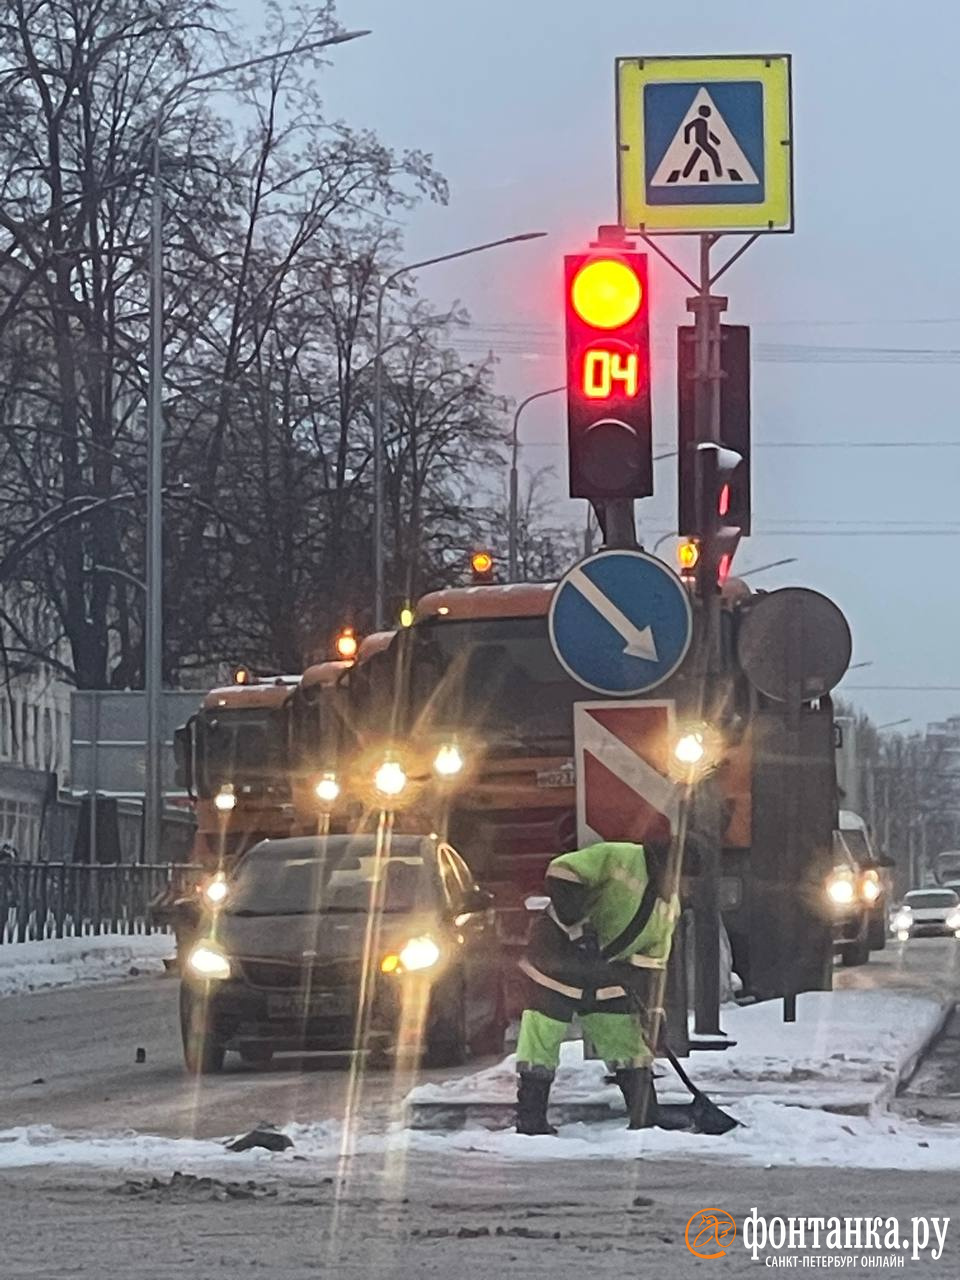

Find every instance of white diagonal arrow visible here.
[567,566,659,662]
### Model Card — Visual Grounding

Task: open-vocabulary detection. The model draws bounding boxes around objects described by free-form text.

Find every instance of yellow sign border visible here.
[616,55,793,233]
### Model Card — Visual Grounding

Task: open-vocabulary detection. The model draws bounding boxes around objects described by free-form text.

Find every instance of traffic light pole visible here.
[688,234,726,1038]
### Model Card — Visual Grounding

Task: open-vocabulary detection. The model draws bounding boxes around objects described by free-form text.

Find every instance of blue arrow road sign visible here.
[548,550,693,696]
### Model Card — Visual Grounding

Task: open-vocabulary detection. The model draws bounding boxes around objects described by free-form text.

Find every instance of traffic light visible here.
[696,443,745,589]
[678,324,751,538]
[564,251,652,499]
[470,550,494,584]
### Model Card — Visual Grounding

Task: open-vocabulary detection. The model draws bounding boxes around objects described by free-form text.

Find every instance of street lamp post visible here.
[372,231,547,629]
[143,30,369,863]
[508,385,564,581]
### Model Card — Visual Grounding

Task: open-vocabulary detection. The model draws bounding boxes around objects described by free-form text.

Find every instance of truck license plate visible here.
[536,762,575,788]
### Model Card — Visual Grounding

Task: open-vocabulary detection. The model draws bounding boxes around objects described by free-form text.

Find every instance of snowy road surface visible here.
[0,940,958,1278]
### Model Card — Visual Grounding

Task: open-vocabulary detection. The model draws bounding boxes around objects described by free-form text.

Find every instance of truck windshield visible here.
[197,708,286,795]
[406,616,588,751]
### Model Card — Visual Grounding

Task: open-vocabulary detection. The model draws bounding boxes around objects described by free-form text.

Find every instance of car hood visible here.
[213,910,441,964]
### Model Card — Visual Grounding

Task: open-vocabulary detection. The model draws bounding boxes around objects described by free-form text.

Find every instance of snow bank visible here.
[0,932,174,997]
[407,990,948,1111]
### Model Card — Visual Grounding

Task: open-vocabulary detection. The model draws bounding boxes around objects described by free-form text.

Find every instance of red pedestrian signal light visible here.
[564,251,652,500]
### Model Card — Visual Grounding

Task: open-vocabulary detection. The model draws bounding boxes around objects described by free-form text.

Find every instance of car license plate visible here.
[536,762,575,789]
[267,991,345,1019]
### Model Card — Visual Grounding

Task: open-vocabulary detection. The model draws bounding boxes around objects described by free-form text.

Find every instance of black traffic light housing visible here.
[695,442,745,591]
[564,251,652,500]
[678,324,751,538]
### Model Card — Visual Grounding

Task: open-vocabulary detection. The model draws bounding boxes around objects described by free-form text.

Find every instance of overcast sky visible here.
[237,0,960,731]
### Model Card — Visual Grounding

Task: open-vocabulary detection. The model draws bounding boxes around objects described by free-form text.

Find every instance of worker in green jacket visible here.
[515,840,682,1136]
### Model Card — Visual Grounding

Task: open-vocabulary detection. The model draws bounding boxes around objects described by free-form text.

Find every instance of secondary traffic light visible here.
[470,550,494,584]
[564,251,652,500]
[696,443,746,589]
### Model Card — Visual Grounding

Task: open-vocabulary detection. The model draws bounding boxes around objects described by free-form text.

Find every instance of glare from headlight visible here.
[204,875,228,905]
[826,874,855,906]
[674,732,705,766]
[397,936,441,972]
[315,772,340,804]
[946,911,960,931]
[861,877,881,903]
[893,911,912,932]
[433,743,464,777]
[188,942,231,980]
[214,785,236,813]
[374,759,407,798]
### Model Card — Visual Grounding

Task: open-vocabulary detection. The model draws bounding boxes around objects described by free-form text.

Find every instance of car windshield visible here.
[406,616,588,750]
[225,839,434,915]
[197,707,286,794]
[904,890,959,909]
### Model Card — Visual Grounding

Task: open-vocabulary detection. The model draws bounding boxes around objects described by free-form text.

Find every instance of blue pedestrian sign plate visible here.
[616,54,793,233]
[548,550,693,696]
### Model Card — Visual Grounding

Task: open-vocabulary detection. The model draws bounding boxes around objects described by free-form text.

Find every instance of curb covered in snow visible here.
[0,932,175,997]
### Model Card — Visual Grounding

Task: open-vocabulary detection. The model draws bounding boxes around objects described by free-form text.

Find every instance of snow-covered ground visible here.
[0,932,174,997]
[0,989,955,1174]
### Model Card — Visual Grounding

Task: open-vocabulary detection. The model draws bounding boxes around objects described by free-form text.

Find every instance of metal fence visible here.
[0,862,202,944]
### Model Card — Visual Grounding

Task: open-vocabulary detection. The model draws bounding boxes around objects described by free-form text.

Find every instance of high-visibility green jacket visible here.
[545,841,680,972]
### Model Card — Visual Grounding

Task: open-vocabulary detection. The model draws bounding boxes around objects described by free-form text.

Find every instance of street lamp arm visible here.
[381,232,548,298]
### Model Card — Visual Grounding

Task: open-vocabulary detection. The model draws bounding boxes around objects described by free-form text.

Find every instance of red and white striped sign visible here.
[574,700,680,847]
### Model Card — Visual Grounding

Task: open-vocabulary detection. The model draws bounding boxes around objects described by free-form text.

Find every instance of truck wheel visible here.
[238,1043,274,1068]
[867,915,887,951]
[471,978,507,1058]
[840,939,870,967]
[180,986,226,1074]
[425,977,468,1068]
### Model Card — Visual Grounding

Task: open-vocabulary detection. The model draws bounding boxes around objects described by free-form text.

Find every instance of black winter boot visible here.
[516,1072,558,1135]
[614,1067,694,1131]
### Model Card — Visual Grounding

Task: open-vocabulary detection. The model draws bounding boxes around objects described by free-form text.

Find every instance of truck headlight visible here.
[214,785,236,813]
[861,873,881,904]
[674,731,705,766]
[374,759,407,798]
[187,942,232,980]
[433,743,464,777]
[203,875,228,905]
[826,872,855,906]
[315,772,340,804]
[381,936,441,974]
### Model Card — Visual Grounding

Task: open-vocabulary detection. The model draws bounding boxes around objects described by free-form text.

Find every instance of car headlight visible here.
[433,743,464,778]
[374,759,407,798]
[187,942,232,980]
[381,936,441,974]
[946,910,960,931]
[214,785,236,813]
[826,872,855,906]
[203,875,228,906]
[315,772,340,804]
[893,910,912,931]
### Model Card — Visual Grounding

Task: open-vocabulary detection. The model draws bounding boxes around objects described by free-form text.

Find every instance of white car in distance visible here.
[891,888,960,941]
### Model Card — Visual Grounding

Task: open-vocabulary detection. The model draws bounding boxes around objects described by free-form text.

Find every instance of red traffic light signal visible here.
[564,252,652,500]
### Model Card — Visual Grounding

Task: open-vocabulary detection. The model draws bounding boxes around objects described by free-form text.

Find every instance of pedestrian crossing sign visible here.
[616,55,793,233]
